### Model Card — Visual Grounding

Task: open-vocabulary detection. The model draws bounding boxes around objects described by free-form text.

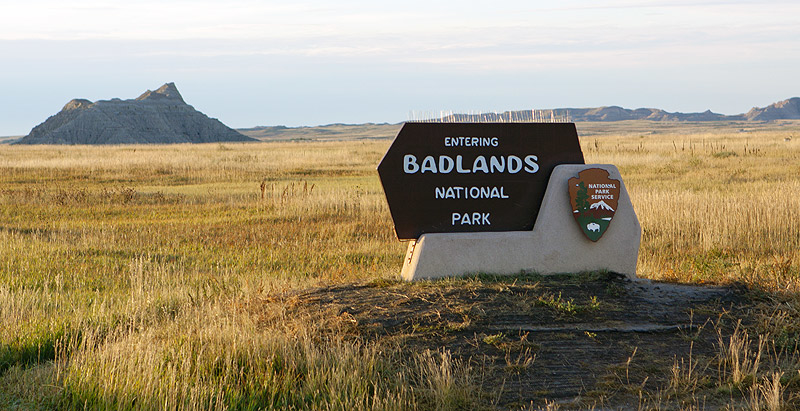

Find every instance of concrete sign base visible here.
[400,164,641,281]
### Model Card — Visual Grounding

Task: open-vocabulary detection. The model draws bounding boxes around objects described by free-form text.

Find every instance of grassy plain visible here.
[0,121,799,409]
[238,123,401,142]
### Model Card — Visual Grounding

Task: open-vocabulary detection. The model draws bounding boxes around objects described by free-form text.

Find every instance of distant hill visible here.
[436,97,800,123]
[235,98,800,142]
[561,107,734,122]
[16,83,255,145]
[12,94,800,145]
[743,97,800,121]
[0,136,22,144]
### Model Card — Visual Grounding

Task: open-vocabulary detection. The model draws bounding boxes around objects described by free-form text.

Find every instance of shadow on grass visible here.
[0,327,70,375]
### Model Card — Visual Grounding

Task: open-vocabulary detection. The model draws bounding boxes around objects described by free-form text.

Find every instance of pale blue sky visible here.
[1,0,798,135]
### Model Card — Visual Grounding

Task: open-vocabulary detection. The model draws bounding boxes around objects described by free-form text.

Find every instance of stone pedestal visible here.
[401,164,641,281]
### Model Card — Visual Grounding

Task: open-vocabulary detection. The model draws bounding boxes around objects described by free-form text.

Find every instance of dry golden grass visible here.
[0,123,798,408]
[582,130,800,289]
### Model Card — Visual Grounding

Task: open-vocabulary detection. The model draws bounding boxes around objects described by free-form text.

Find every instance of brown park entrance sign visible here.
[378,122,585,240]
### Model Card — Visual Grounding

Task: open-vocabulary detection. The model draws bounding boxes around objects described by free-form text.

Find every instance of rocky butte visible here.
[16,83,255,144]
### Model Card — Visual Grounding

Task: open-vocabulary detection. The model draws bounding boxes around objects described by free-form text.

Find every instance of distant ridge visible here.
[743,97,800,121]
[17,83,255,145]
[431,97,800,123]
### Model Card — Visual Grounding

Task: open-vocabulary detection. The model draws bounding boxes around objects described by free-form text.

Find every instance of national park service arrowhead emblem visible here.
[568,168,620,242]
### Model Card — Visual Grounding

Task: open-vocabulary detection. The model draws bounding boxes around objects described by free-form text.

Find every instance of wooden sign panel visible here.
[378,122,585,239]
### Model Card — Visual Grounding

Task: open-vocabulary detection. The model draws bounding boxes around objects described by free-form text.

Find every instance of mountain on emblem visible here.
[568,169,621,242]
[589,200,614,211]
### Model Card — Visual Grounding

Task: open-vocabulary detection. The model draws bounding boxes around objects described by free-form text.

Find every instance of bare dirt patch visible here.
[257,272,756,408]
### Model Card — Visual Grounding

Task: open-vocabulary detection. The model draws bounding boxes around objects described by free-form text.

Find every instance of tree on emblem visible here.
[575,182,589,212]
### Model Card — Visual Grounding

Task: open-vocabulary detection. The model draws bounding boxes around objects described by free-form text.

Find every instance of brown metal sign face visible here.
[568,168,620,242]
[378,122,585,240]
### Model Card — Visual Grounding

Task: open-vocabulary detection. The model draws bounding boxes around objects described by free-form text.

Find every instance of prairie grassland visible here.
[0,125,799,409]
[582,130,800,287]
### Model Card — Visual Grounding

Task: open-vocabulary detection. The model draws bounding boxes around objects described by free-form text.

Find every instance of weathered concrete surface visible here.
[17,83,255,145]
[401,164,641,280]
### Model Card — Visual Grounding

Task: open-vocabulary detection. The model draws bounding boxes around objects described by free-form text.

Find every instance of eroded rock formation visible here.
[17,83,255,144]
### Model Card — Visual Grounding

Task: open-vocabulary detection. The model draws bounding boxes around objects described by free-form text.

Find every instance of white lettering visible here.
[524,155,539,173]
[443,136,500,147]
[456,155,470,174]
[451,212,491,225]
[420,156,437,173]
[472,156,488,173]
[403,154,539,174]
[438,155,454,173]
[471,212,480,224]
[508,155,523,173]
[434,186,510,199]
[404,155,419,174]
[469,187,480,198]
[489,156,505,173]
